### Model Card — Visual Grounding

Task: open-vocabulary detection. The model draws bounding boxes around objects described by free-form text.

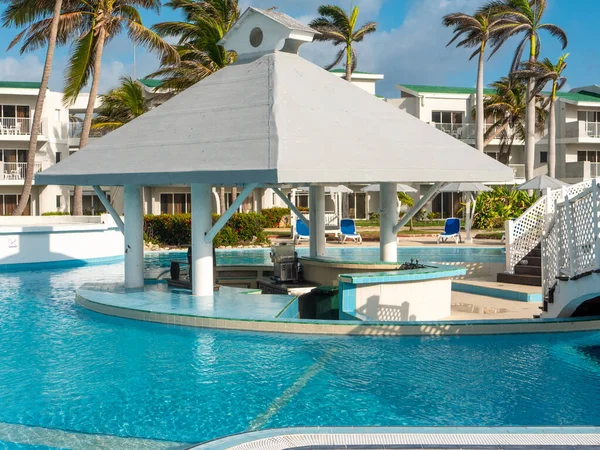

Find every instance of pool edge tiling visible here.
[191,427,600,450]
[75,283,600,336]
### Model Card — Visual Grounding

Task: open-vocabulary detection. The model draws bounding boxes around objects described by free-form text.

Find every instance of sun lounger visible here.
[438,218,461,244]
[294,220,310,244]
[339,219,362,244]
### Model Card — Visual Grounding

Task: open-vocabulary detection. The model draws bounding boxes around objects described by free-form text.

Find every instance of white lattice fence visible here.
[541,179,600,300]
[506,180,596,273]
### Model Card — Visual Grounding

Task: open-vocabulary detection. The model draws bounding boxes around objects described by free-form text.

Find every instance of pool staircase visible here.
[540,178,600,317]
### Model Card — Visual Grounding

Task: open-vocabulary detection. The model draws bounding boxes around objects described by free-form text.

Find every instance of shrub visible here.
[368,212,380,221]
[261,207,290,228]
[42,211,71,216]
[143,212,269,247]
[472,186,537,230]
[426,211,441,220]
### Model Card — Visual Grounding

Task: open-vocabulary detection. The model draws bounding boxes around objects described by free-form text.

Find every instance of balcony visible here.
[69,122,110,140]
[565,161,600,182]
[434,123,475,140]
[509,164,526,181]
[0,162,43,183]
[564,121,600,142]
[0,118,45,140]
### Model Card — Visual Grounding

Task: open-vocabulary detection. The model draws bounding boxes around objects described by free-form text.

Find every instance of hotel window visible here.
[69,192,110,215]
[0,105,31,134]
[485,151,499,160]
[0,149,28,180]
[0,194,29,215]
[578,150,600,163]
[540,151,548,164]
[160,193,192,214]
[578,111,600,138]
[56,152,62,163]
[431,111,464,137]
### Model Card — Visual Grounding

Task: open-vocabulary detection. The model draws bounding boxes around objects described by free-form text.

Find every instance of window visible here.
[69,192,110,215]
[56,152,61,163]
[0,149,29,180]
[56,195,61,208]
[431,111,465,137]
[540,151,548,164]
[0,194,29,215]
[69,150,76,156]
[160,193,192,214]
[0,104,31,134]
[578,150,600,163]
[485,151,499,160]
[578,111,600,123]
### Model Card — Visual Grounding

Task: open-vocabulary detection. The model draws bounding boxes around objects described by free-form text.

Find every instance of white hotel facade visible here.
[2,73,600,218]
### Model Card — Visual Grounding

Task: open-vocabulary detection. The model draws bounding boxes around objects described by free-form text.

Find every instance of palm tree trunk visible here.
[525,35,537,182]
[484,122,510,146]
[345,44,352,82]
[73,27,106,215]
[548,96,556,178]
[475,43,485,152]
[13,0,63,216]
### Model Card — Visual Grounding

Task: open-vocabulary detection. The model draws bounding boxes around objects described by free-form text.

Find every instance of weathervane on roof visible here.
[218,7,318,59]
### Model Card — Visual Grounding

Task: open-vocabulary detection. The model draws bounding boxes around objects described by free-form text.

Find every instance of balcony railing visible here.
[69,122,110,139]
[0,118,41,136]
[509,164,526,180]
[434,123,474,140]
[565,161,600,180]
[0,162,43,181]
[565,121,600,139]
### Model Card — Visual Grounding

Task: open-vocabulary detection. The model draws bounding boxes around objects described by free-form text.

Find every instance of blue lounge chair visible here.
[339,219,362,244]
[294,220,310,244]
[438,218,461,244]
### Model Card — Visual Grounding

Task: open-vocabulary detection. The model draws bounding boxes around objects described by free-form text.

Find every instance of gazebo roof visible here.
[36,7,513,187]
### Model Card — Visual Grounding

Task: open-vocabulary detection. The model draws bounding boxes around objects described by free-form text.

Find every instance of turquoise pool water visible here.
[0,257,599,447]
[145,246,505,269]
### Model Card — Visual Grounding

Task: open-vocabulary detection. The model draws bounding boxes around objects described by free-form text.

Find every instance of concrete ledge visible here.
[452,280,543,303]
[76,283,600,336]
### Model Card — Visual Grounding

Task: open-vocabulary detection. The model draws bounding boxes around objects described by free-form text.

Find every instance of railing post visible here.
[563,195,576,278]
[593,178,600,270]
[505,219,514,273]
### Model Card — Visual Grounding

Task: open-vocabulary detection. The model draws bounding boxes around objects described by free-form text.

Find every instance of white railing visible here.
[542,178,600,300]
[69,122,108,139]
[0,118,41,136]
[434,123,474,140]
[505,179,594,273]
[0,162,43,181]
[509,164,526,180]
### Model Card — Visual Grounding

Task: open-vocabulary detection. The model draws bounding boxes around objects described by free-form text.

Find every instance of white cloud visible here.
[0,55,44,81]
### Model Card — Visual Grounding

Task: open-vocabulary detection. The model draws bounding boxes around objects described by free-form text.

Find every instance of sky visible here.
[0,0,599,98]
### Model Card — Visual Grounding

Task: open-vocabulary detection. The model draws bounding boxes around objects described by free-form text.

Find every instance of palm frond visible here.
[62,29,95,105]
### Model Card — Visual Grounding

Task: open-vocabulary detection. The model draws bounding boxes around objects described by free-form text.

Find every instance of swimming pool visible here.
[0,257,599,447]
[145,246,505,269]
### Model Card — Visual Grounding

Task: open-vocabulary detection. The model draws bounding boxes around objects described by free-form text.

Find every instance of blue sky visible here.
[0,0,599,98]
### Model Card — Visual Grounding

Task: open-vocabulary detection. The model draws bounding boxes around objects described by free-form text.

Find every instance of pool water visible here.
[0,257,599,446]
[145,246,505,269]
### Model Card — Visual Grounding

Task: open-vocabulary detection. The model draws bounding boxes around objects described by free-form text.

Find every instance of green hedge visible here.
[143,212,269,247]
[42,211,71,216]
[261,207,290,228]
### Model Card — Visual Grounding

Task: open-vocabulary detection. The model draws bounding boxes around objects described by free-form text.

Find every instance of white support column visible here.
[380,182,398,263]
[309,186,326,258]
[124,185,144,289]
[465,192,475,244]
[192,183,214,296]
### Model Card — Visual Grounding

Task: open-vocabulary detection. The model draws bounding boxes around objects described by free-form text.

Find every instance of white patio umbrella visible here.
[440,182,492,243]
[360,183,417,193]
[297,185,354,194]
[515,174,569,191]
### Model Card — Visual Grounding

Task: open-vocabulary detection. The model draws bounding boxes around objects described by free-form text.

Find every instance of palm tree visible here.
[8,0,177,215]
[513,54,568,178]
[92,76,150,131]
[483,0,567,180]
[443,10,503,152]
[309,5,377,82]
[483,76,546,165]
[2,0,63,215]
[150,0,239,93]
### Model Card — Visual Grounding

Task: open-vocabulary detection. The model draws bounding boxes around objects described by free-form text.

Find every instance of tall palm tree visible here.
[92,76,150,131]
[483,76,546,165]
[483,0,567,180]
[2,0,63,215]
[513,54,568,178]
[443,10,503,152]
[150,0,239,93]
[8,0,177,215]
[309,5,377,82]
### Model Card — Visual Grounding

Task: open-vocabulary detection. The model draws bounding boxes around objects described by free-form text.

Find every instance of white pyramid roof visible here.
[37,8,513,187]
